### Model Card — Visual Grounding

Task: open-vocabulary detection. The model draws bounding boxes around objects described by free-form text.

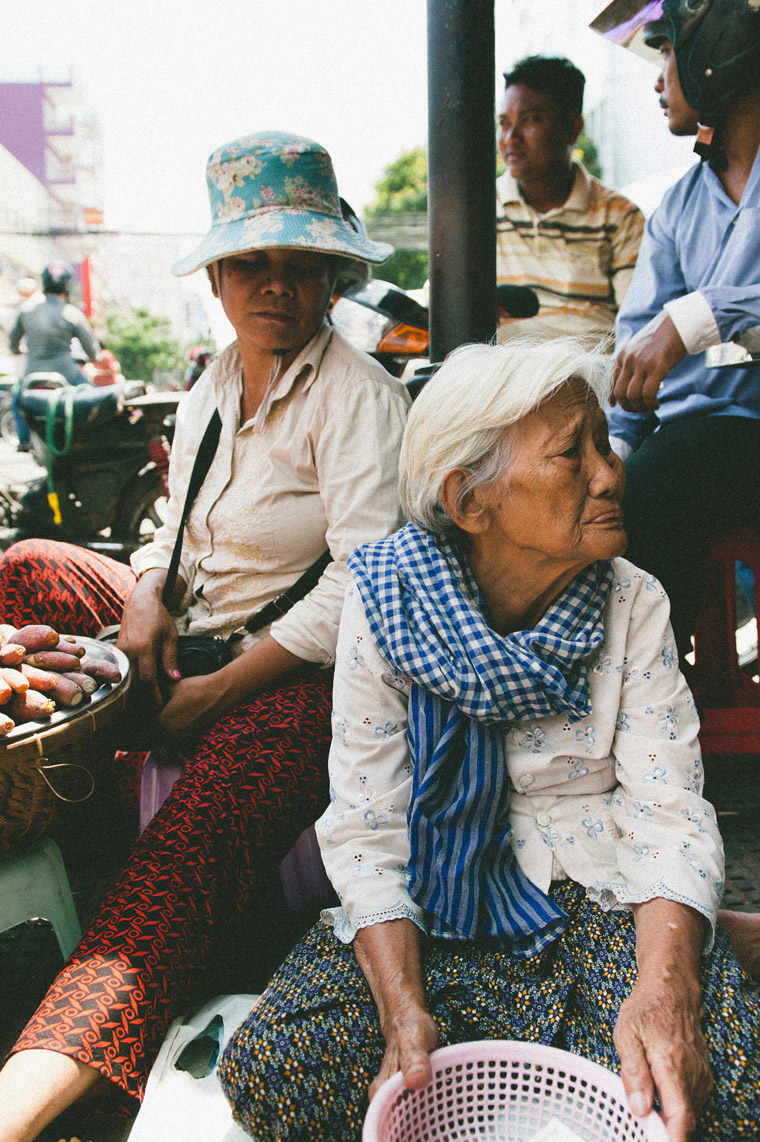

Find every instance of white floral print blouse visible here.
[317,557,724,947]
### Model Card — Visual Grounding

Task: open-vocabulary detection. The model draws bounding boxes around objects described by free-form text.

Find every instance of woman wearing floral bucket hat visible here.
[0,131,410,1139]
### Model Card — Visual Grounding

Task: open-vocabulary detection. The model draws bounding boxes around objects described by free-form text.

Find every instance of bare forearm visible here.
[210,635,309,709]
[632,898,704,993]
[354,919,427,1034]
[615,899,711,1141]
[354,919,438,1097]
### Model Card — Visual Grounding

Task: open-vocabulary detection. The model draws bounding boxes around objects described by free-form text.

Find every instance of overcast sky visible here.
[4,1,627,240]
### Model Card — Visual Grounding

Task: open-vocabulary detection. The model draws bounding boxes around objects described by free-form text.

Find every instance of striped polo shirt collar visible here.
[497,161,591,217]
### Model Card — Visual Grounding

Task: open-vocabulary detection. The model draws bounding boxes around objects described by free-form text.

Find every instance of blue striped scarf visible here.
[348,523,615,954]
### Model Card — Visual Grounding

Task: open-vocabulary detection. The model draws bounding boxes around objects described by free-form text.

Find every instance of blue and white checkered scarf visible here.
[348,523,615,953]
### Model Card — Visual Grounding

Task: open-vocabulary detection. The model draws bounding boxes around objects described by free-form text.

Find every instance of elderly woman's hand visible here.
[353,919,440,1100]
[614,899,712,1142]
[368,998,440,1100]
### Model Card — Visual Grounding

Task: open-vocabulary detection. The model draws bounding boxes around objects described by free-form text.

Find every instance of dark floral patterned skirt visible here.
[220,882,760,1142]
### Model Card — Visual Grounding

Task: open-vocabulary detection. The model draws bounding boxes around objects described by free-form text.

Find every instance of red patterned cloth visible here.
[14,673,332,1099]
[1,540,333,1099]
[0,538,135,634]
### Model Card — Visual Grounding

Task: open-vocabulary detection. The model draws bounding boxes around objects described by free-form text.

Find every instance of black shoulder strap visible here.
[161,407,330,629]
[162,409,222,607]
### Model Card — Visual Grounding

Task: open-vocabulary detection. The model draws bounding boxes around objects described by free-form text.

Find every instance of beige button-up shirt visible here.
[131,322,410,665]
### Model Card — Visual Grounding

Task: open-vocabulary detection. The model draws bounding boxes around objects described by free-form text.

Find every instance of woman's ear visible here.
[206,263,219,298]
[440,468,492,536]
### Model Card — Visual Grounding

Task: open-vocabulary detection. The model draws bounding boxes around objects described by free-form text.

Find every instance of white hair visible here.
[399,336,612,541]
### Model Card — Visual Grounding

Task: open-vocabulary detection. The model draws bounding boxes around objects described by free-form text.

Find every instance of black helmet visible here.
[591,0,760,122]
[41,261,74,295]
[662,0,760,124]
[642,17,671,49]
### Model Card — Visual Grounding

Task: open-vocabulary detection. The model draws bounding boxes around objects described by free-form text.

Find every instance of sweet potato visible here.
[0,712,15,734]
[12,625,59,652]
[0,676,11,704]
[55,637,87,658]
[79,655,122,684]
[60,670,97,695]
[9,690,55,720]
[0,644,26,667]
[23,651,81,672]
[0,667,28,695]
[19,663,58,692]
[49,675,84,707]
[0,623,19,646]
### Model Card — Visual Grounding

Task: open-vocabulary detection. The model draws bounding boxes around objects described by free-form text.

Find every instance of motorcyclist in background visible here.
[8,262,102,445]
[183,344,213,391]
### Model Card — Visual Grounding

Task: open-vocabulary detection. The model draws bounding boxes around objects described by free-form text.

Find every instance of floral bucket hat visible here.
[171,130,393,281]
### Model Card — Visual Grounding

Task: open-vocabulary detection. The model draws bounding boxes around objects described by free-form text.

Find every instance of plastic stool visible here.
[0,837,82,959]
[693,526,760,755]
[139,753,184,834]
[278,823,334,910]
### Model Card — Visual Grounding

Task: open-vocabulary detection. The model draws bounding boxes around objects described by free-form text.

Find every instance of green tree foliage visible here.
[378,251,429,291]
[104,307,183,385]
[365,146,428,288]
[573,130,603,179]
[365,147,428,217]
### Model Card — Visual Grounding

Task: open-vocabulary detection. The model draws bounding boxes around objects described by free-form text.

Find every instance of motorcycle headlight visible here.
[330,298,390,353]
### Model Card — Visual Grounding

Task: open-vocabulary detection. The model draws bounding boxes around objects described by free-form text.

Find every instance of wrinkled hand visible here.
[614,977,712,1141]
[369,1003,440,1102]
[611,312,686,413]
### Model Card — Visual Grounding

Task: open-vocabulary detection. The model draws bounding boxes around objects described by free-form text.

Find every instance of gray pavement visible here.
[0,435,45,481]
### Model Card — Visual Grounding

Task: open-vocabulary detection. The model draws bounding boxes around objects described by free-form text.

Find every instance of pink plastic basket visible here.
[363,1041,669,1142]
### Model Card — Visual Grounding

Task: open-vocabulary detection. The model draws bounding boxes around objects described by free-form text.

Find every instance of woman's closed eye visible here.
[559,438,581,459]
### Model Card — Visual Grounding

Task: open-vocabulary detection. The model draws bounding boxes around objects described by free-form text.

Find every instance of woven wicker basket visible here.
[0,643,130,853]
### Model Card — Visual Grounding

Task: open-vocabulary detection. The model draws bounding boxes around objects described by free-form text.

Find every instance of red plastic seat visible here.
[693,527,760,756]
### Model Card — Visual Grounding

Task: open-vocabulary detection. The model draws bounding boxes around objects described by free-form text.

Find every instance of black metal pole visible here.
[426,0,496,362]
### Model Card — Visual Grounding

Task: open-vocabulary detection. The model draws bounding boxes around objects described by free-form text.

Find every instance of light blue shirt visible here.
[608,146,760,450]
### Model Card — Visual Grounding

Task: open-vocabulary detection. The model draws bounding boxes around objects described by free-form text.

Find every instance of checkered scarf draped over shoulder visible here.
[348,523,615,948]
[348,523,615,725]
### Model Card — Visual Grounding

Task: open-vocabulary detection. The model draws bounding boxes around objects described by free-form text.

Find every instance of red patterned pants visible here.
[0,538,136,633]
[1,541,333,1100]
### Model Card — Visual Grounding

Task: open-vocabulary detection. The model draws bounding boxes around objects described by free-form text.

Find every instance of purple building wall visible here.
[0,83,47,185]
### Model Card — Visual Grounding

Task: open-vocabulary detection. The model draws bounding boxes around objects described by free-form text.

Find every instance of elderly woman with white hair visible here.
[220,339,760,1142]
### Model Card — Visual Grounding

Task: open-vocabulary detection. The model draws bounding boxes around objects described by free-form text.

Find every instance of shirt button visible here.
[520,774,535,788]
[536,811,553,828]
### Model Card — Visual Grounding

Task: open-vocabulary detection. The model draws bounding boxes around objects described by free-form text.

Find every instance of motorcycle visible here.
[0,376,19,445]
[329,279,539,383]
[0,373,180,562]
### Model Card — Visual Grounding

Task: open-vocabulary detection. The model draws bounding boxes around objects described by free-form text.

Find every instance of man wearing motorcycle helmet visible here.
[9,261,101,388]
[593,0,760,688]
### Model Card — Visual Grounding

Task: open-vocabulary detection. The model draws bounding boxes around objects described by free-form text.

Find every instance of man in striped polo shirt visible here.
[496,55,645,344]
